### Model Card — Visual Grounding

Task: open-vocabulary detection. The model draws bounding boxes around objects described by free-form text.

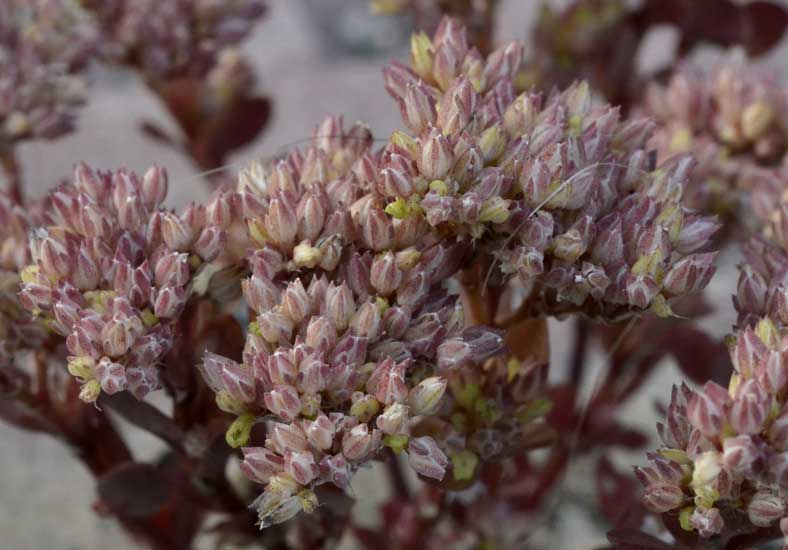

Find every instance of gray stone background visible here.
[3,0,788,548]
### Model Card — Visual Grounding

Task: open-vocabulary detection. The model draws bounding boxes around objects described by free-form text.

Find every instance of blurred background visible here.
[3,0,788,548]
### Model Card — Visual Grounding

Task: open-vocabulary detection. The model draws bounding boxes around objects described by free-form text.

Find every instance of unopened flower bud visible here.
[284,450,319,486]
[342,424,381,461]
[408,376,447,415]
[748,490,784,527]
[264,385,302,422]
[241,447,285,484]
[376,402,410,434]
[407,436,448,480]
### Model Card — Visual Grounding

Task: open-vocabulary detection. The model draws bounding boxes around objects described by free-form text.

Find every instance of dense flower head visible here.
[639,228,788,541]
[197,115,510,527]
[643,59,788,219]
[83,0,265,79]
[0,0,96,147]
[381,18,719,319]
[18,164,223,401]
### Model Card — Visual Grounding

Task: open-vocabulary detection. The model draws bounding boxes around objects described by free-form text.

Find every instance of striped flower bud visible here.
[407,436,448,480]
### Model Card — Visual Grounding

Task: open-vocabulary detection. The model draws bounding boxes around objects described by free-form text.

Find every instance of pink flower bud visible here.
[125,366,159,399]
[219,359,256,405]
[380,167,414,198]
[267,350,297,387]
[305,413,336,450]
[40,237,72,278]
[257,311,294,345]
[418,128,453,181]
[101,317,138,358]
[266,422,308,455]
[437,77,476,137]
[687,382,729,437]
[677,215,720,254]
[296,191,327,242]
[730,379,770,435]
[319,454,352,489]
[297,354,329,394]
[691,507,724,538]
[153,286,188,319]
[79,202,113,240]
[662,253,717,297]
[73,245,100,290]
[760,350,788,393]
[264,385,302,422]
[722,434,760,474]
[397,271,430,309]
[407,436,448,480]
[733,327,768,377]
[351,301,382,342]
[281,279,310,324]
[382,306,409,340]
[247,247,284,280]
[264,195,298,249]
[366,357,408,405]
[142,166,168,209]
[284,450,319,486]
[194,226,225,262]
[401,82,436,135]
[371,252,403,296]
[329,334,368,370]
[642,483,685,513]
[95,358,127,395]
[625,275,659,309]
[154,252,190,288]
[74,163,108,203]
[342,424,381,461]
[305,316,338,352]
[325,283,355,332]
[382,61,417,100]
[241,447,284,484]
[748,489,784,527]
[160,212,193,251]
[243,275,280,314]
[361,207,395,251]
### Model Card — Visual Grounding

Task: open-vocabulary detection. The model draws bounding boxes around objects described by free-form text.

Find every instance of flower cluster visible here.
[18,164,225,402]
[0,0,96,148]
[84,0,266,79]
[638,212,788,540]
[197,116,508,527]
[643,60,788,219]
[381,18,719,319]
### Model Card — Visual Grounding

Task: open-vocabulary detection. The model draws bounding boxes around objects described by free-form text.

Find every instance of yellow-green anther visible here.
[756,317,779,348]
[385,197,411,219]
[350,396,380,423]
[679,506,695,531]
[68,356,95,380]
[410,32,433,80]
[226,413,256,448]
[478,197,510,224]
[451,450,479,481]
[383,433,409,454]
[429,179,448,196]
[141,309,158,327]
[79,380,101,403]
[391,131,419,157]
